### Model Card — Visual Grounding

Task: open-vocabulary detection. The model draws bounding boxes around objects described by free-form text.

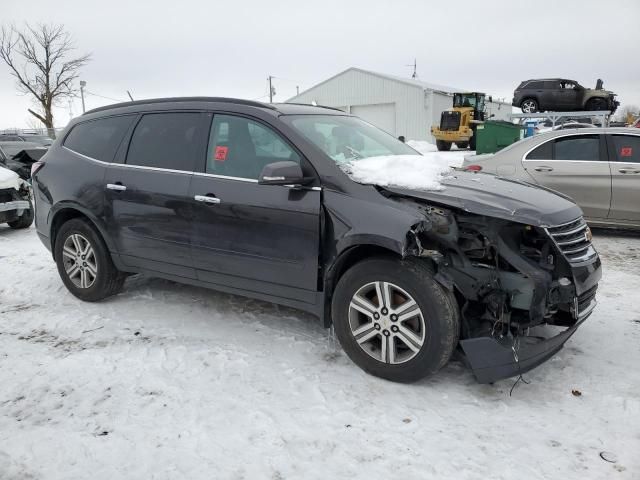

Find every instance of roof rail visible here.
[84,97,276,115]
[281,102,347,113]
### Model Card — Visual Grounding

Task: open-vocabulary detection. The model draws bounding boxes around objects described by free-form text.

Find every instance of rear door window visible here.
[610,135,640,163]
[206,114,300,180]
[64,116,134,162]
[553,135,600,161]
[126,113,204,172]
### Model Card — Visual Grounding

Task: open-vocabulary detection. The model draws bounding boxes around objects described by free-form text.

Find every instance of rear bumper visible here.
[460,298,596,384]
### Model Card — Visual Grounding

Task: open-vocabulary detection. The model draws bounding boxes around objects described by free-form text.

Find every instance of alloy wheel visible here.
[348,281,426,364]
[62,233,98,289]
[521,100,537,113]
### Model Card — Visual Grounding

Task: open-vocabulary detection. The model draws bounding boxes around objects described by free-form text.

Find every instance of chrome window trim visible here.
[193,172,258,183]
[63,146,109,165]
[63,146,323,187]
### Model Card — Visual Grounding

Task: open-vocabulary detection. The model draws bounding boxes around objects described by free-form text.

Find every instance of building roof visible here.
[288,67,464,102]
[287,67,512,106]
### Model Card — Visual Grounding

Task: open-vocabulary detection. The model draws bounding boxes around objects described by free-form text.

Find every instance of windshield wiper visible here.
[345,146,362,159]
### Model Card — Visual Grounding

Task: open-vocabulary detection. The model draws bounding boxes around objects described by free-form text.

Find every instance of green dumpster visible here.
[474,121,524,154]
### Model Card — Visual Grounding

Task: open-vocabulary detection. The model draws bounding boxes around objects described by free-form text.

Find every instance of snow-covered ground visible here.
[1,225,639,480]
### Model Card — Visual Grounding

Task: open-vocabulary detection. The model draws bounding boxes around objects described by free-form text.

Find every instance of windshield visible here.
[284,115,417,166]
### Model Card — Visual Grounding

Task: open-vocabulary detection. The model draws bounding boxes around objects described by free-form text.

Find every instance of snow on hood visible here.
[0,166,22,191]
[345,155,451,191]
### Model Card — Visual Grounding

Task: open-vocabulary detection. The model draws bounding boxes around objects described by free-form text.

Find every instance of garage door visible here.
[350,103,396,135]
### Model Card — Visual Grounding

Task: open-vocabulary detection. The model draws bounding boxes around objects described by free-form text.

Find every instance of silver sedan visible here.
[462,127,640,229]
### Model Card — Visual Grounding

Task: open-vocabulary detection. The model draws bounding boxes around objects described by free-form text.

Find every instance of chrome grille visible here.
[545,217,596,263]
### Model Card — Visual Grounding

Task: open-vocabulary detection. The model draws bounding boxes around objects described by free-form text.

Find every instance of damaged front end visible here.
[401,200,601,383]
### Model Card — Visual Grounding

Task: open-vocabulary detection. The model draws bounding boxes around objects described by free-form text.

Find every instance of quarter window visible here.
[64,115,134,162]
[126,113,203,171]
[611,135,640,163]
[206,115,300,180]
[554,135,600,161]
[526,140,553,160]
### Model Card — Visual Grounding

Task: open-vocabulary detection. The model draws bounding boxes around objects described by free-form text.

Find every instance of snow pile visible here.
[0,166,21,191]
[407,139,473,168]
[406,140,438,154]
[347,155,451,191]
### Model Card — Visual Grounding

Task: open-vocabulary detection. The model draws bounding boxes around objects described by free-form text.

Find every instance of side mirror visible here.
[258,161,308,186]
[488,96,493,103]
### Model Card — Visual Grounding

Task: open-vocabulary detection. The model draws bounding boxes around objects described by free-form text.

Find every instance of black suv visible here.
[513,78,619,114]
[32,97,602,383]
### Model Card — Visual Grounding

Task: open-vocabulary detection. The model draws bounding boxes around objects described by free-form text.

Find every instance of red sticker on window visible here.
[214,146,228,161]
[620,147,633,157]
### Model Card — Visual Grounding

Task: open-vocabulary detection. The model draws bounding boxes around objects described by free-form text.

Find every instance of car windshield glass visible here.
[284,114,416,166]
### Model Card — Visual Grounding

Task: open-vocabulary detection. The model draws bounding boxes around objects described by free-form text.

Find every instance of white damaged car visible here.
[0,165,33,229]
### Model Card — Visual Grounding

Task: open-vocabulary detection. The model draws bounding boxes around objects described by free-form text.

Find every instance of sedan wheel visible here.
[349,281,425,364]
[62,233,98,288]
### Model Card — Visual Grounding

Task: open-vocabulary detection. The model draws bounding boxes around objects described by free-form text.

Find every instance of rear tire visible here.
[331,257,460,383]
[469,134,477,151]
[520,98,538,113]
[7,201,34,229]
[436,140,452,151]
[54,218,125,302]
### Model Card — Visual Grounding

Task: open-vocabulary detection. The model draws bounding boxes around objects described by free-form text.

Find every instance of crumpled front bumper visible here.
[0,200,30,213]
[460,298,597,384]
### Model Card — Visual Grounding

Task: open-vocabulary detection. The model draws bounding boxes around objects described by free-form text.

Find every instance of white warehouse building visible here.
[286,67,513,142]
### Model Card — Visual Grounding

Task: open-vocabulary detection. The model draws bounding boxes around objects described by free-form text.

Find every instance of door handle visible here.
[106,183,127,191]
[194,194,221,204]
[534,166,554,172]
[619,168,640,174]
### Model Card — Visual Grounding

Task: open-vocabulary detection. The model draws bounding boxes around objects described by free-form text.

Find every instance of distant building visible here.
[286,67,513,142]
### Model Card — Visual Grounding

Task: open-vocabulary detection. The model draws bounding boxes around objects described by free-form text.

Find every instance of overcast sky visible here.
[1,0,638,129]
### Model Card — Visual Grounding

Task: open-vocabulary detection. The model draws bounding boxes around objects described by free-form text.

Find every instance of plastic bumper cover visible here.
[0,200,30,213]
[460,298,597,384]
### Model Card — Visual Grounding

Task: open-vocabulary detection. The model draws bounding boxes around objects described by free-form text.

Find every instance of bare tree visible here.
[0,23,90,135]
[614,104,639,123]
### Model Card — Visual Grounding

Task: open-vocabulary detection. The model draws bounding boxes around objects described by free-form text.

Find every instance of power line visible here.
[84,90,127,102]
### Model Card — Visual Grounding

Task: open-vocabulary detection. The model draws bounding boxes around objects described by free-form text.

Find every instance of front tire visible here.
[436,140,452,151]
[455,141,469,149]
[520,98,539,113]
[7,201,34,229]
[331,257,460,383]
[54,218,125,302]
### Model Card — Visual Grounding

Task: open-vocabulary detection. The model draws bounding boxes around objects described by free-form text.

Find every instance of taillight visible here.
[465,164,483,172]
[31,161,45,177]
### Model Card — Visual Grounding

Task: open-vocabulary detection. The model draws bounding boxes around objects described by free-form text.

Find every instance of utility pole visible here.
[296,85,300,96]
[268,76,276,103]
[80,80,86,113]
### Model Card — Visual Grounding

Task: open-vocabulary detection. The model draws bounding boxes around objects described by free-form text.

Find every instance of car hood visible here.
[0,165,22,191]
[384,171,582,227]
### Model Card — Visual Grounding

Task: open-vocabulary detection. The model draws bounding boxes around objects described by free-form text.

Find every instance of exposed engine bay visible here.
[390,194,600,382]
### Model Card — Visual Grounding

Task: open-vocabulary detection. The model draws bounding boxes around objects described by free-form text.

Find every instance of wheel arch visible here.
[49,203,116,261]
[323,243,409,328]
